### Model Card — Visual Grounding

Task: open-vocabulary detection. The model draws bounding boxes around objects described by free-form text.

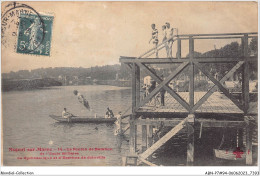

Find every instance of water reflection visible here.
[51,122,75,132]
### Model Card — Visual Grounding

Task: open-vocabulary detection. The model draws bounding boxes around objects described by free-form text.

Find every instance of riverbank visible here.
[2,78,62,92]
[94,80,131,87]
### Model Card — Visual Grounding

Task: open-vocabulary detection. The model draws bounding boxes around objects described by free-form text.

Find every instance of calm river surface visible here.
[2,85,257,166]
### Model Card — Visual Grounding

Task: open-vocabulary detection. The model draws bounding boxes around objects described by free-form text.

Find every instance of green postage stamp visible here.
[16,13,54,56]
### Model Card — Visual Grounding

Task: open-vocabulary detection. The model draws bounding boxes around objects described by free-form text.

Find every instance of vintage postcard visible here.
[1,1,259,174]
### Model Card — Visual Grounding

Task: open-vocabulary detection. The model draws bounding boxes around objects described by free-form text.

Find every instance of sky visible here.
[1,1,258,73]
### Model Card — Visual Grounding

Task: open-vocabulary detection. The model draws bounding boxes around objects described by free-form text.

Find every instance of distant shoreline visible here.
[2,78,62,92]
[1,79,131,92]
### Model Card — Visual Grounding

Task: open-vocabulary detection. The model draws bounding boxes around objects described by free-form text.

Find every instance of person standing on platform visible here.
[114,111,122,135]
[148,78,157,106]
[160,75,166,106]
[162,25,169,57]
[141,84,147,100]
[165,22,174,58]
[149,24,159,58]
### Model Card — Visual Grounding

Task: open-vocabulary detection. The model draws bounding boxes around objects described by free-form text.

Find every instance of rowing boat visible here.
[49,115,117,123]
[214,148,246,161]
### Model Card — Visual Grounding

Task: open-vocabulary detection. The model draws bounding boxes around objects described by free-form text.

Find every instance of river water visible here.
[2,85,257,166]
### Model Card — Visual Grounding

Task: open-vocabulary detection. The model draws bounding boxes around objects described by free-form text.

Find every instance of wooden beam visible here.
[244,116,253,165]
[193,36,242,40]
[147,125,153,160]
[136,62,189,110]
[139,117,187,160]
[146,45,166,58]
[132,63,136,113]
[186,114,195,166]
[189,37,194,110]
[130,64,137,153]
[135,118,246,128]
[142,125,147,152]
[178,32,257,37]
[177,37,181,59]
[121,124,130,134]
[129,118,137,154]
[197,120,245,128]
[120,57,257,64]
[242,34,249,114]
[238,129,243,148]
[192,61,244,112]
[138,157,158,166]
[126,63,132,69]
[136,65,140,106]
[135,118,183,126]
[122,157,127,166]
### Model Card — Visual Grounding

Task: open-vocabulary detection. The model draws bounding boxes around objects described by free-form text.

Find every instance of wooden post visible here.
[242,34,249,114]
[147,125,153,160]
[245,116,253,165]
[187,114,195,166]
[122,157,127,166]
[129,117,137,154]
[132,63,136,112]
[136,65,140,106]
[130,63,137,154]
[189,37,194,111]
[238,128,243,148]
[142,124,147,152]
[177,37,181,59]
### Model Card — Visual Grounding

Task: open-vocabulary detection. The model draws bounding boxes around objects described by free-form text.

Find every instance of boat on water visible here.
[49,115,117,123]
[214,148,246,161]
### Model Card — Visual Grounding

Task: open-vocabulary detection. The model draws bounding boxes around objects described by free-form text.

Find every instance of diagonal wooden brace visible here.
[126,63,132,69]
[136,62,190,111]
[138,117,187,160]
[192,61,244,112]
[138,157,158,166]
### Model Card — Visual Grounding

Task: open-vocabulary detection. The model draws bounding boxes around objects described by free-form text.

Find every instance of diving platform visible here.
[119,32,258,166]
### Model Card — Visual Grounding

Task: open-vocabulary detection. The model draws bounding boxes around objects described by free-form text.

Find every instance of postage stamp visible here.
[16,13,54,56]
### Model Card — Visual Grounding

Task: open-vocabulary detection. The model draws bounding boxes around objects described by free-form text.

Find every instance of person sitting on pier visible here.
[62,108,74,122]
[149,24,159,58]
[73,90,90,110]
[105,107,114,118]
[165,22,174,58]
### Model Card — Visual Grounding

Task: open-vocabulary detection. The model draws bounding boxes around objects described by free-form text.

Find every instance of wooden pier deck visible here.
[138,92,244,115]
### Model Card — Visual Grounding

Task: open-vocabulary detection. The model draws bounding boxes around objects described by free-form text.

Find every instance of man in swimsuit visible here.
[73,90,90,110]
[165,22,174,58]
[149,24,159,58]
[114,111,122,135]
[162,25,169,57]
